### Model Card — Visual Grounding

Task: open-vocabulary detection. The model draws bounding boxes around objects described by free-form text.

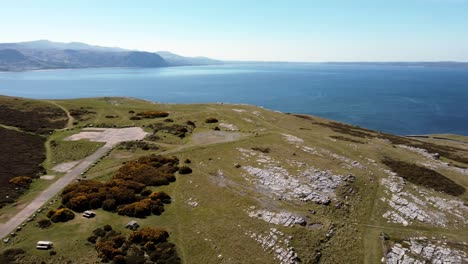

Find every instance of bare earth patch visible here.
[52,160,80,173]
[64,127,148,145]
[39,175,55,180]
[192,131,247,145]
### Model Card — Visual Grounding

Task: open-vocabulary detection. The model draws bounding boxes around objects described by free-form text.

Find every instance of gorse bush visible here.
[178,166,192,174]
[205,117,218,123]
[48,208,75,223]
[61,155,178,217]
[91,226,180,264]
[9,176,32,187]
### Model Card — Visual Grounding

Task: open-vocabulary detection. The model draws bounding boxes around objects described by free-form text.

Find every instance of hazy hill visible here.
[0,40,222,71]
[0,40,168,71]
[0,40,126,52]
[156,51,223,66]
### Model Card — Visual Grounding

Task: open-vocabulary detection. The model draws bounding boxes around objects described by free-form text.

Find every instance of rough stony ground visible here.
[386,237,468,264]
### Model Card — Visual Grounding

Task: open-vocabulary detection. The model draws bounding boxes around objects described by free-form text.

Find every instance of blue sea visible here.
[1,63,467,136]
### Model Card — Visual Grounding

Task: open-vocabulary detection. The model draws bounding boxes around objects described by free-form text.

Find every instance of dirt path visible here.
[47,100,74,129]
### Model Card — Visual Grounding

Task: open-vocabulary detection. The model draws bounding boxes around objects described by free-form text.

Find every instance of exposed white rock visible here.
[246,228,299,264]
[252,111,262,117]
[238,148,344,204]
[380,170,468,227]
[219,123,239,131]
[320,148,366,170]
[186,197,199,207]
[398,144,468,176]
[281,134,304,144]
[232,108,246,113]
[281,134,366,170]
[385,237,468,264]
[248,209,306,227]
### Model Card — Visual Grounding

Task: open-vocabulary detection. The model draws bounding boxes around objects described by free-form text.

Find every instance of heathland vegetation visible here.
[0,96,68,207]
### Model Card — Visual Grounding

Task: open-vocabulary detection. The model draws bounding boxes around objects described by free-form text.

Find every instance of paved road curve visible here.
[0,143,113,239]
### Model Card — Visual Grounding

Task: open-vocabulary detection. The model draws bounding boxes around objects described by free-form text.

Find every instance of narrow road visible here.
[0,143,113,239]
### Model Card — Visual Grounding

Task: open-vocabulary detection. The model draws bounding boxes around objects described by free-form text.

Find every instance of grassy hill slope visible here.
[0,96,467,264]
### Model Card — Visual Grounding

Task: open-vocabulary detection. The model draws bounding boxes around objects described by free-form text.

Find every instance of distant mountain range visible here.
[0,40,222,71]
[1,40,466,71]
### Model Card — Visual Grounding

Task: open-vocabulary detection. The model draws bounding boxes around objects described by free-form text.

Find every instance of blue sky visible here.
[1,0,468,61]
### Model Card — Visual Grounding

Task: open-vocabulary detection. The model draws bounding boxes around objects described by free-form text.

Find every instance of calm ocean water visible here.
[1,63,467,135]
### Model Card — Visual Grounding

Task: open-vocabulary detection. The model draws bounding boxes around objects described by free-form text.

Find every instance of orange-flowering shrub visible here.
[61,155,178,217]
[48,208,75,223]
[9,176,32,187]
[128,227,168,245]
[91,225,180,263]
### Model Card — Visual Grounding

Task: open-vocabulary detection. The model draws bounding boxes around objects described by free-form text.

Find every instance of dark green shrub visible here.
[178,166,192,174]
[140,189,152,197]
[205,117,218,123]
[88,235,98,244]
[102,199,117,211]
[93,228,106,237]
[37,219,51,229]
[112,255,126,264]
[104,225,113,232]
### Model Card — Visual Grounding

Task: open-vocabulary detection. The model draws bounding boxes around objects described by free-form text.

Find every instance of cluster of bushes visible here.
[61,155,186,218]
[91,226,180,264]
[118,141,159,151]
[382,157,465,196]
[69,107,96,121]
[47,207,75,223]
[149,123,193,138]
[205,117,218,123]
[117,192,171,218]
[136,111,169,119]
[8,176,32,188]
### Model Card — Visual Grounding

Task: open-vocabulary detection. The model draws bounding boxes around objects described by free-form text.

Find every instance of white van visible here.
[36,241,53,250]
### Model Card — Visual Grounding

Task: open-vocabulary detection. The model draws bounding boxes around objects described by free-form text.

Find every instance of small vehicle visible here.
[36,241,53,250]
